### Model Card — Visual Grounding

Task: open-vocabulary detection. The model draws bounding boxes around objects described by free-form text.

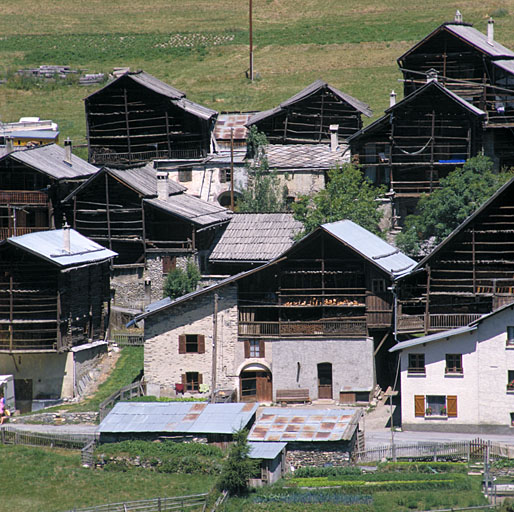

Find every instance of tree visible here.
[217,428,258,495]
[162,258,201,299]
[292,163,386,237]
[396,156,513,256]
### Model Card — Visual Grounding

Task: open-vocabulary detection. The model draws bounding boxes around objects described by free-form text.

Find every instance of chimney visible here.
[390,90,397,108]
[454,10,463,23]
[488,17,494,45]
[63,222,71,254]
[329,124,339,152]
[427,69,438,83]
[156,171,169,201]
[5,137,14,154]
[64,137,72,165]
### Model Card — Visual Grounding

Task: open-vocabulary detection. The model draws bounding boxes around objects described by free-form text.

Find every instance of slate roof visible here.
[4,229,117,267]
[0,144,99,180]
[145,194,231,227]
[322,220,417,277]
[98,402,258,434]
[247,80,372,126]
[263,144,349,170]
[248,442,287,459]
[248,407,362,443]
[214,112,254,141]
[209,213,302,263]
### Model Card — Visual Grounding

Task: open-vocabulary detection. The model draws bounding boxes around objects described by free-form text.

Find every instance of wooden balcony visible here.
[91,148,206,165]
[397,313,483,334]
[0,226,50,239]
[238,319,367,338]
[0,190,48,205]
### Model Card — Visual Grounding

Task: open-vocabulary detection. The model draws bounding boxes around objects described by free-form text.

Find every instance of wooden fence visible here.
[98,379,146,421]
[62,494,209,512]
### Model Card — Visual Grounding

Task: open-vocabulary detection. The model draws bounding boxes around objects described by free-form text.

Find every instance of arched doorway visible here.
[240,364,272,402]
[317,362,333,399]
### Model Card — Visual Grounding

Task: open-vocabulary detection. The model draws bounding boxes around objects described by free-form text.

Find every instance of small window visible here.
[185,372,200,392]
[445,354,463,374]
[178,334,205,354]
[511,412,514,427]
[178,167,193,182]
[408,353,425,374]
[219,168,230,183]
[507,326,514,346]
[508,370,514,391]
[426,395,446,416]
[245,339,264,358]
[372,279,386,294]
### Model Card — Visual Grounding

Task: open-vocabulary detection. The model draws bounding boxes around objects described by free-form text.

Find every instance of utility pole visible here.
[389,283,399,462]
[211,293,218,404]
[249,0,254,81]
[230,128,235,211]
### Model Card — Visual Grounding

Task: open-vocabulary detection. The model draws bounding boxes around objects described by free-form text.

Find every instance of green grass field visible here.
[0,0,512,146]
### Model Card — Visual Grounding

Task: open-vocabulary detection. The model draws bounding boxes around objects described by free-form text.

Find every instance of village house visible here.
[135,220,416,403]
[396,176,514,335]
[85,71,217,167]
[0,228,116,412]
[62,166,231,309]
[390,302,514,433]
[0,142,99,240]
[246,80,372,144]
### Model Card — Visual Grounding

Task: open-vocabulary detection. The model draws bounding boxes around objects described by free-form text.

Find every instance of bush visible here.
[294,466,363,478]
[162,258,201,299]
[377,462,468,473]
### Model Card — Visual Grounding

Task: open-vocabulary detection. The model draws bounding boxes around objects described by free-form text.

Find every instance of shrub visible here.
[162,258,201,299]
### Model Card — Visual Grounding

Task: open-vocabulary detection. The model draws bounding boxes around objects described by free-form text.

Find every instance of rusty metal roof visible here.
[214,112,255,142]
[248,407,362,443]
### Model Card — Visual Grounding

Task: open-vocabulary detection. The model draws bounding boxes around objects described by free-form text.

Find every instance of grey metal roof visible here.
[1,144,99,180]
[322,220,416,277]
[247,80,372,126]
[248,442,287,459]
[214,113,254,141]
[98,402,258,434]
[263,144,349,170]
[4,130,59,140]
[446,24,514,59]
[493,59,514,75]
[209,213,302,263]
[145,194,231,227]
[5,229,117,267]
[248,407,361,443]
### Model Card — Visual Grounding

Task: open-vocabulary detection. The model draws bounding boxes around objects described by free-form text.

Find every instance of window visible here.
[508,370,514,391]
[178,334,205,354]
[183,372,202,392]
[408,353,425,374]
[372,279,386,294]
[415,395,457,417]
[507,326,514,346]
[245,339,264,358]
[445,354,463,374]
[219,168,230,183]
[426,395,446,416]
[178,167,193,182]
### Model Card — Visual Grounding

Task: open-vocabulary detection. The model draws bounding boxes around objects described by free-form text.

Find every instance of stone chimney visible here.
[329,124,339,152]
[63,221,71,254]
[156,171,169,201]
[64,138,72,165]
[390,90,397,108]
[454,10,463,23]
[488,17,494,45]
[5,137,14,154]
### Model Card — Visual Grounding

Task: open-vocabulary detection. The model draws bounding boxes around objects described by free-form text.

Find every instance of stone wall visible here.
[286,442,352,469]
[72,341,109,397]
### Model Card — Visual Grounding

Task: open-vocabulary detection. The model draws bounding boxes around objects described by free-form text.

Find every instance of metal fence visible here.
[112,329,144,346]
[62,494,209,512]
[0,426,95,450]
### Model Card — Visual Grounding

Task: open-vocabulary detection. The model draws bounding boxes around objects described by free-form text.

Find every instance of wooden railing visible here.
[98,379,146,421]
[397,313,482,333]
[238,319,367,337]
[92,148,206,164]
[0,190,48,205]
[112,329,144,346]
[0,226,49,239]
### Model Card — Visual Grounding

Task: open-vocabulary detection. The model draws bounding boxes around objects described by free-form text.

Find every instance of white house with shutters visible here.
[390,302,514,434]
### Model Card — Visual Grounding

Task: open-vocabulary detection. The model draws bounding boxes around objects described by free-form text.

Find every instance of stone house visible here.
[390,302,514,433]
[135,220,416,402]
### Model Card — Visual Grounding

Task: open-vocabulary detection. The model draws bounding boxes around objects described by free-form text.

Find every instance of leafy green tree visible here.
[217,428,258,495]
[396,156,513,256]
[162,258,201,299]
[292,163,386,237]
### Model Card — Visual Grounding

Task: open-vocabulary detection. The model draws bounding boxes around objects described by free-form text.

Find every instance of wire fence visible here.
[0,426,95,450]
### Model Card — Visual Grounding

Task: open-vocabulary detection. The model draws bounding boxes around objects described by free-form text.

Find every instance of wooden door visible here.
[256,371,272,402]
[317,363,332,399]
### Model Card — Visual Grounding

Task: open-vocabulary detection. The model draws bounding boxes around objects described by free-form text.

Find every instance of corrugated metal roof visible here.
[145,194,231,227]
[389,325,477,352]
[322,220,416,277]
[98,402,258,434]
[446,24,514,59]
[214,113,254,141]
[6,229,117,267]
[263,144,349,170]
[248,442,287,459]
[248,407,361,443]
[2,144,99,180]
[247,80,372,126]
[209,213,302,263]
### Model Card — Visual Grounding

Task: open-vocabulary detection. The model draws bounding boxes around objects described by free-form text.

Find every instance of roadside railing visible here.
[98,379,146,422]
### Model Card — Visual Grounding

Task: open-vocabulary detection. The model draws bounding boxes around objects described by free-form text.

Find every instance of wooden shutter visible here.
[178,334,186,354]
[198,335,205,354]
[162,255,176,274]
[182,373,186,386]
[414,395,425,417]
[259,340,265,357]
[244,340,250,358]
[198,373,203,385]
[447,395,458,417]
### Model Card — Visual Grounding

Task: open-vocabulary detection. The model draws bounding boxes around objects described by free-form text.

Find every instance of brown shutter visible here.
[182,374,186,386]
[415,395,425,417]
[198,335,205,354]
[178,334,186,354]
[244,340,250,358]
[259,340,265,358]
[198,373,203,385]
[447,395,458,417]
[163,255,176,274]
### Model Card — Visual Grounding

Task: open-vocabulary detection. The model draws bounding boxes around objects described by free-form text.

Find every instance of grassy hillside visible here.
[0,1,512,145]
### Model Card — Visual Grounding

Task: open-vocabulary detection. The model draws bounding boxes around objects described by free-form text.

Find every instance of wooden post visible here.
[73,196,77,229]
[319,91,325,142]
[56,290,62,350]
[472,227,476,295]
[165,112,172,158]
[249,0,254,81]
[424,266,431,334]
[9,274,13,351]
[211,294,218,404]
[141,199,147,264]
[429,111,435,193]
[230,128,235,211]
[123,88,132,160]
[105,174,112,250]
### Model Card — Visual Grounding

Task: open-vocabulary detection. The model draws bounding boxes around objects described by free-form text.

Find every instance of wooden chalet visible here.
[0,228,116,352]
[397,176,514,334]
[0,142,99,240]
[85,71,217,167]
[246,80,372,144]
[348,80,485,220]
[398,12,514,167]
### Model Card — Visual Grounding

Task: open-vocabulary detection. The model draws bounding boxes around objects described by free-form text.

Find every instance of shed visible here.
[248,441,287,486]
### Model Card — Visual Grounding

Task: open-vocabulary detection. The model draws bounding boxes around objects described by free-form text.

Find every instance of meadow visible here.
[0,0,513,147]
